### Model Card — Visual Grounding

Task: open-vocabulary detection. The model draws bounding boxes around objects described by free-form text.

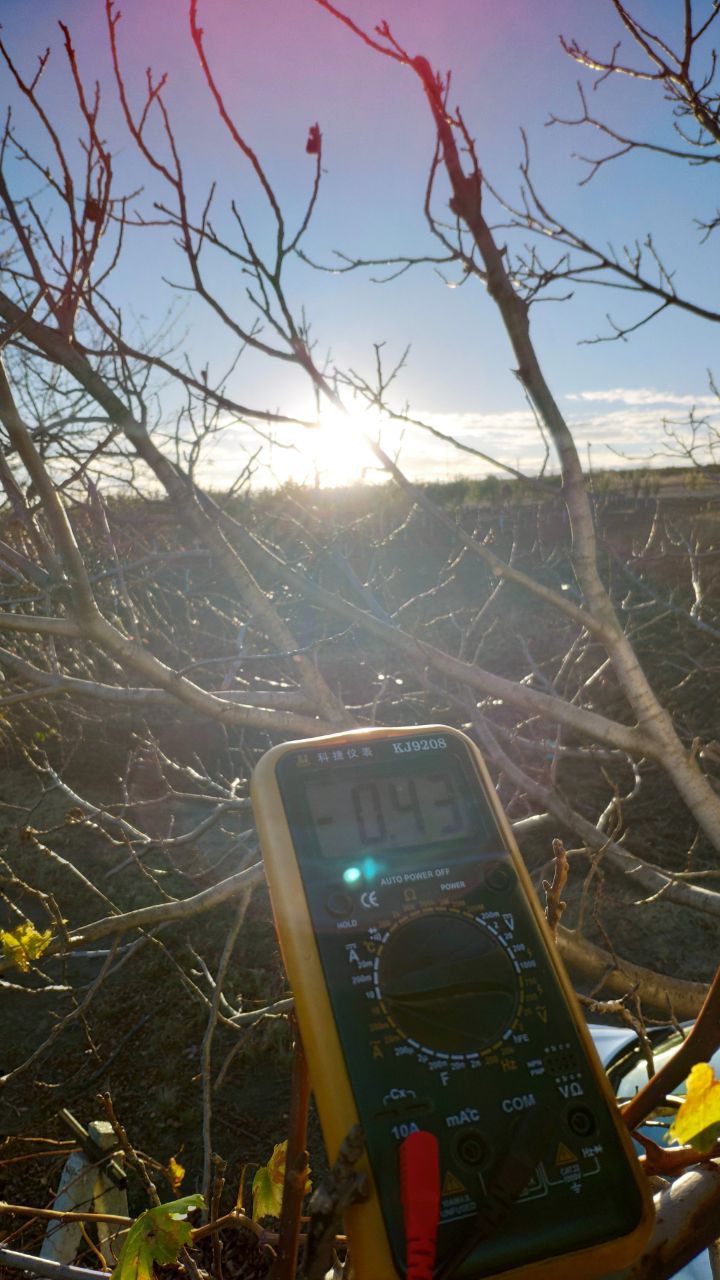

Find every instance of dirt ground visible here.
[0,757,301,1231]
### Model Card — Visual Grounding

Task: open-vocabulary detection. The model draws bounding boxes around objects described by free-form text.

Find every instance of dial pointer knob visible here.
[377,911,520,1055]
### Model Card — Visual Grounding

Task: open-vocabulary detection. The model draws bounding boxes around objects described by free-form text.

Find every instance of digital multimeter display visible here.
[253,728,651,1280]
[305,749,483,857]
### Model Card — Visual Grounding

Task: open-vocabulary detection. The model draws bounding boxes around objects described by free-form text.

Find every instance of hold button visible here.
[326,890,354,918]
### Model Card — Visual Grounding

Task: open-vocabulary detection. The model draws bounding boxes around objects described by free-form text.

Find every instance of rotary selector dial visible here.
[373,908,521,1058]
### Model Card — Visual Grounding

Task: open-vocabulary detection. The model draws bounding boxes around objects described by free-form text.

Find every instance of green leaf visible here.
[1,923,53,972]
[251,1141,311,1221]
[110,1194,204,1280]
[668,1063,720,1152]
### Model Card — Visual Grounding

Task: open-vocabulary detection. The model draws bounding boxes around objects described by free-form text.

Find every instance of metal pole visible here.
[0,1247,106,1280]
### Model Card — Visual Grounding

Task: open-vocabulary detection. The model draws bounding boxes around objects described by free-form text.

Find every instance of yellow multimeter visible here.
[251,725,653,1280]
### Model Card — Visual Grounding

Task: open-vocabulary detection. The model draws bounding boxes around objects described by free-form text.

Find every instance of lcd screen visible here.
[304,761,483,858]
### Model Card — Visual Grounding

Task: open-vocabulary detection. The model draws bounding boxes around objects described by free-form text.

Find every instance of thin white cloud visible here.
[566,388,719,408]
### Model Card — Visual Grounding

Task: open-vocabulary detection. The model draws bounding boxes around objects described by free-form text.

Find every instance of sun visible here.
[296,407,384,488]
[201,405,388,491]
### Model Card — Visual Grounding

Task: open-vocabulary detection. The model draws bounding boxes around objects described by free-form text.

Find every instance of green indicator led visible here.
[343,866,362,884]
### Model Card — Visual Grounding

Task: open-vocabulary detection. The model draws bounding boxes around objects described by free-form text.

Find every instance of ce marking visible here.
[361,890,379,909]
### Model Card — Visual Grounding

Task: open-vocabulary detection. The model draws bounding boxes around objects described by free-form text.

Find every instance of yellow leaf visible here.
[167,1155,185,1194]
[235,1162,253,1213]
[251,1142,311,1221]
[0,923,53,972]
[252,1142,286,1221]
[668,1062,720,1152]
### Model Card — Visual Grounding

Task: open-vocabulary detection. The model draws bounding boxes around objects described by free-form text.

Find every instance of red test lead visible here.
[400,1129,441,1280]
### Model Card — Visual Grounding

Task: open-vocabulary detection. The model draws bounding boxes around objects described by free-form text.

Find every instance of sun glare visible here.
[297,408,383,488]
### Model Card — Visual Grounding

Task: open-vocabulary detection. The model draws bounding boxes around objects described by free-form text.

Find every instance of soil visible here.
[0,750,328,1265]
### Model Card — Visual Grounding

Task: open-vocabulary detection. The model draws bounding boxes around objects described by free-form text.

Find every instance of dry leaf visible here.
[167,1155,185,1194]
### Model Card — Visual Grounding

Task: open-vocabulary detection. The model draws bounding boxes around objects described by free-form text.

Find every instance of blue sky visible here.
[2,1,718,486]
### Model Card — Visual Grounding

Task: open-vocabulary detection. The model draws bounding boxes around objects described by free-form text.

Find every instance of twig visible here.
[0,1203,131,1226]
[79,1221,110,1272]
[200,904,250,1208]
[209,1154,227,1280]
[97,1092,159,1207]
[178,1245,205,1280]
[0,862,264,976]
[86,1011,153,1084]
[190,1211,265,1243]
[0,941,120,1087]
[270,1023,311,1280]
[301,1125,367,1280]
[578,991,655,1078]
[0,1149,77,1167]
[543,837,569,940]
[190,1212,343,1247]
[634,1132,720,1177]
